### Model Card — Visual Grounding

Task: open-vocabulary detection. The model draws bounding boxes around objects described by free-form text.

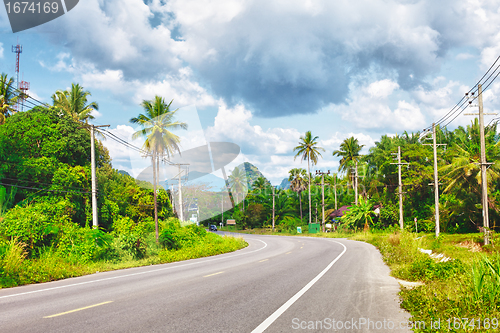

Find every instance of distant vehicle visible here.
[209,225,217,232]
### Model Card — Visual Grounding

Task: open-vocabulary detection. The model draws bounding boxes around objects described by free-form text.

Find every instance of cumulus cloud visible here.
[0,43,3,58]
[205,102,302,156]
[41,53,217,109]
[28,0,500,119]
[329,78,426,131]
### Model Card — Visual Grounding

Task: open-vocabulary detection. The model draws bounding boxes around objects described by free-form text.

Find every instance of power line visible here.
[424,54,500,131]
[0,182,91,194]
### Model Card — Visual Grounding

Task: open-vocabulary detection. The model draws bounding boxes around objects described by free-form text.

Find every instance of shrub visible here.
[0,201,72,255]
[111,216,147,259]
[57,223,113,263]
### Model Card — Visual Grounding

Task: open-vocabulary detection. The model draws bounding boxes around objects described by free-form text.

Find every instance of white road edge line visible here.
[251,240,347,333]
[0,239,268,300]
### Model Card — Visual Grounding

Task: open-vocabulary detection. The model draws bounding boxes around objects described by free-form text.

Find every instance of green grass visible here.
[0,233,247,288]
[352,230,500,332]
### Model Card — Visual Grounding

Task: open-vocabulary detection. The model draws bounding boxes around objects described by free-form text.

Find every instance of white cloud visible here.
[367,80,399,99]
[330,79,426,131]
[205,102,302,156]
[456,53,475,61]
[0,43,3,59]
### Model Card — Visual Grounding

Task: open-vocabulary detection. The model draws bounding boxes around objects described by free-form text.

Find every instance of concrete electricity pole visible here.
[272,186,276,232]
[316,170,330,232]
[355,161,358,205]
[88,124,109,228]
[168,162,190,222]
[423,123,446,238]
[391,146,409,230]
[334,174,337,210]
[465,84,496,245]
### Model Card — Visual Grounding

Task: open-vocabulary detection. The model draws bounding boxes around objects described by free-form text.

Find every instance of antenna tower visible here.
[11,42,29,111]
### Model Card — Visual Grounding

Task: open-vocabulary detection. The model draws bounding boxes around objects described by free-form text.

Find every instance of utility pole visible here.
[174,163,189,222]
[391,146,409,229]
[315,202,318,223]
[272,186,276,232]
[81,124,110,229]
[334,173,337,210]
[465,85,496,245]
[355,161,358,205]
[423,123,446,238]
[166,161,190,222]
[316,170,330,232]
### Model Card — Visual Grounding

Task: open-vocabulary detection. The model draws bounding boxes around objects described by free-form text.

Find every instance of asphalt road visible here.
[0,233,411,332]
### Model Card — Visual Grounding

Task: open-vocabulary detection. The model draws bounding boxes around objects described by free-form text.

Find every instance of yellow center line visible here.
[259,259,269,262]
[286,252,292,254]
[300,247,303,249]
[44,301,113,318]
[203,271,224,278]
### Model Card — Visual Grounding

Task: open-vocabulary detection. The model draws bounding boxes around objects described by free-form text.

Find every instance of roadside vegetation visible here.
[352,231,500,333]
[0,77,246,288]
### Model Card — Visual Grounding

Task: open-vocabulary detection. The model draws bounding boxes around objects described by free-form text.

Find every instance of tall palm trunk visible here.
[307,157,311,224]
[152,155,159,243]
[298,191,303,222]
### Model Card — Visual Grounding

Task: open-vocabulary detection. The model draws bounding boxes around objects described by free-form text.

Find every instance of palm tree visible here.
[228,166,248,211]
[252,177,268,194]
[130,96,187,242]
[0,73,18,125]
[52,83,98,123]
[288,168,307,222]
[333,137,364,201]
[293,131,324,223]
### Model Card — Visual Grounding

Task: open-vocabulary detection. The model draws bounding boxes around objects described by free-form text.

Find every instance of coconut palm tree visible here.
[0,73,18,125]
[130,96,187,242]
[333,137,364,198]
[228,166,248,211]
[293,131,324,224]
[252,176,268,194]
[288,168,307,222]
[52,83,98,123]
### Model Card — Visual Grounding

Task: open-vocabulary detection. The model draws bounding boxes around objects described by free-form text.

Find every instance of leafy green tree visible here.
[441,119,500,230]
[0,73,18,125]
[130,96,187,241]
[293,131,324,224]
[51,83,98,123]
[0,107,92,208]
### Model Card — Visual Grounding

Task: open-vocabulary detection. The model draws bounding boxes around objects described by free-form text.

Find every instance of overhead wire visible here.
[424,54,500,131]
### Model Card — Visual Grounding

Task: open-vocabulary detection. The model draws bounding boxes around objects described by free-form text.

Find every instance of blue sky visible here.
[1,0,500,185]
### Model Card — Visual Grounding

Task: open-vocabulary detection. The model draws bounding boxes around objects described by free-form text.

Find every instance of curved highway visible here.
[0,234,410,332]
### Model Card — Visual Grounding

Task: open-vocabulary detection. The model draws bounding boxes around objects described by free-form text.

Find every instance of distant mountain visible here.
[118,170,131,177]
[237,162,271,189]
[160,162,271,192]
[162,171,227,191]
[277,178,291,190]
